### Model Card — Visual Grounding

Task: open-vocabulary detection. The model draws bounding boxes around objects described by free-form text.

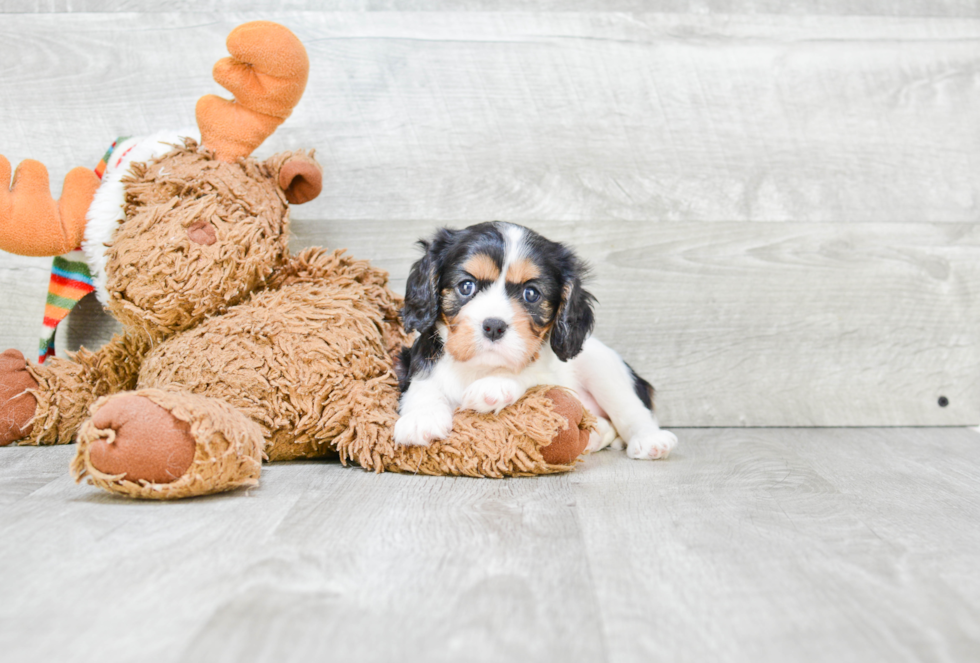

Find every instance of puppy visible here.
[393,222,677,460]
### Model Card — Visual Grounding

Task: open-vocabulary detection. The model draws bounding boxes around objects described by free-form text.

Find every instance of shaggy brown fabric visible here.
[105,141,291,341]
[136,248,404,463]
[73,389,263,499]
[0,349,38,445]
[335,385,596,478]
[267,247,410,358]
[21,332,149,446]
[26,135,590,497]
[0,157,100,257]
[86,394,196,483]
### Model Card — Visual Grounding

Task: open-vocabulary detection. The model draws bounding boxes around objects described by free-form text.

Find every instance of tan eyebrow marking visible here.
[506,257,541,284]
[463,254,500,282]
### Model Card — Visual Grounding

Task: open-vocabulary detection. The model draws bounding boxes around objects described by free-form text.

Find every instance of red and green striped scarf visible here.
[39,138,125,363]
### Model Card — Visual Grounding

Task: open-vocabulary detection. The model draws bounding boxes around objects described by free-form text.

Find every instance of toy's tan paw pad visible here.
[540,389,590,465]
[88,395,196,483]
[0,349,38,446]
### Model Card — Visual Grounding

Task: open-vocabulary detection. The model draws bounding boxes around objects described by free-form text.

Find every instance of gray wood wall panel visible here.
[0,255,52,363]
[2,11,978,426]
[54,219,980,427]
[303,220,980,427]
[4,1,980,16]
[0,13,977,223]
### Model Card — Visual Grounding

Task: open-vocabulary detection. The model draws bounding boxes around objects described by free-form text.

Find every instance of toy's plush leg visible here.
[72,388,263,499]
[539,389,593,465]
[0,350,39,445]
[0,332,149,446]
[335,381,594,478]
[22,355,106,446]
[0,352,97,446]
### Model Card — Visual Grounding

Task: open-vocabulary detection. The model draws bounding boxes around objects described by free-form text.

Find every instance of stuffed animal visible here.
[0,21,592,499]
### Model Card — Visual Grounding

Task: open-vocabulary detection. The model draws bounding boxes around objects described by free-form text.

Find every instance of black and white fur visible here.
[394,222,677,460]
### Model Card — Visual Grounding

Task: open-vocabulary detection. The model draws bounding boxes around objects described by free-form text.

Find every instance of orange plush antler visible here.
[0,156,100,257]
[196,22,310,162]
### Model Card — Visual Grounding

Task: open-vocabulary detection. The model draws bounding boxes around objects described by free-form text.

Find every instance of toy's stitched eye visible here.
[457,280,476,297]
[523,286,541,303]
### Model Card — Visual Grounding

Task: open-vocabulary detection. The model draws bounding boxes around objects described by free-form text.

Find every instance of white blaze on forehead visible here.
[501,223,527,269]
[461,223,528,324]
[83,128,200,304]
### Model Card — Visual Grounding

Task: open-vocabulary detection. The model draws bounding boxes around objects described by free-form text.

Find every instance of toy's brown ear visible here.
[276,153,322,205]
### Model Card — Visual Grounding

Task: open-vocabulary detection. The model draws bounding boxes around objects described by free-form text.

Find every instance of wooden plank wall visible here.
[0,4,977,426]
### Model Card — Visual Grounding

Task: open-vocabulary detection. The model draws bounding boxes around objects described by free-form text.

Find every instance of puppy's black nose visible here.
[482,318,508,342]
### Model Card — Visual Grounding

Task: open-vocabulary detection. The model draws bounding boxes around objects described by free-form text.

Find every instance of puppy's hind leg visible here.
[572,338,677,460]
[585,416,619,453]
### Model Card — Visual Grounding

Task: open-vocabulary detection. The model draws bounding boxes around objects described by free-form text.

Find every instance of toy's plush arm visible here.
[0,332,151,446]
[0,155,100,257]
[272,247,411,357]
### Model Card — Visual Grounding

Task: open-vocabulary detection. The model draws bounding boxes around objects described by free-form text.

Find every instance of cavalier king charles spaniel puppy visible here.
[394,222,677,460]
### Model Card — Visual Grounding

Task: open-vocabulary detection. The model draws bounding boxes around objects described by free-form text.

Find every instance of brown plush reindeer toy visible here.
[0,22,591,499]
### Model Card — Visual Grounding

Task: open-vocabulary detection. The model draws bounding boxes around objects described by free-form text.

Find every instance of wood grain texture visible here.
[0,255,53,361]
[4,1,980,16]
[2,428,979,662]
[1,11,977,427]
[570,427,980,663]
[307,219,980,427]
[0,446,605,663]
[45,219,980,426]
[0,12,977,223]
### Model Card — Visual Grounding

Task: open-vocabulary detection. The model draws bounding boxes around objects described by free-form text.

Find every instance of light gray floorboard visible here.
[573,428,980,663]
[1,428,978,662]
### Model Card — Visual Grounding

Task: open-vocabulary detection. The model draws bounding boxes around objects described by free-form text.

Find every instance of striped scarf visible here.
[39,139,125,363]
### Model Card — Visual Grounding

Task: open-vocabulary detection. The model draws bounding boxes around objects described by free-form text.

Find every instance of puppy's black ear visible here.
[550,264,596,362]
[402,228,455,333]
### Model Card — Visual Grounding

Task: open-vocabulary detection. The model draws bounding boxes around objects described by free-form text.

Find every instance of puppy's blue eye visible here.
[457,280,475,297]
[523,286,541,303]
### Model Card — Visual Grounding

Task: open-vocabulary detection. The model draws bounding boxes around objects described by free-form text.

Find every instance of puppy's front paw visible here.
[626,427,677,460]
[461,377,523,414]
[394,408,454,447]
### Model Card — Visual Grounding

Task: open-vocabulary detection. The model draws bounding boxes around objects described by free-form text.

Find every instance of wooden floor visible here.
[2,427,979,662]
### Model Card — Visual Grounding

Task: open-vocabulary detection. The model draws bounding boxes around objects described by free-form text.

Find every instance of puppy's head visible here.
[402,222,595,370]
